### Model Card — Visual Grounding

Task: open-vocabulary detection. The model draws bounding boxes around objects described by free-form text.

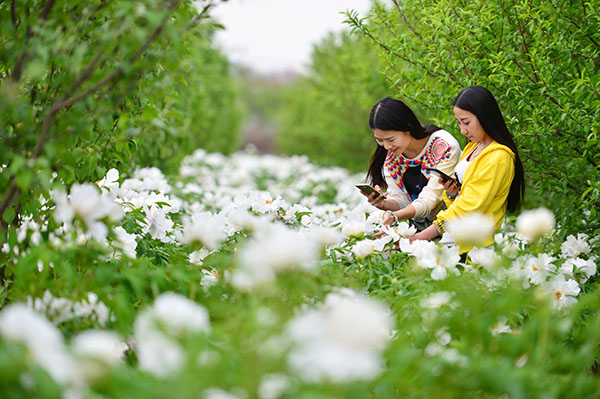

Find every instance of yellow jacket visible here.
[433,140,515,253]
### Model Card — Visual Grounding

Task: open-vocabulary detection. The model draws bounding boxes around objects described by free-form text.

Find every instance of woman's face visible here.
[453,106,490,144]
[373,128,413,156]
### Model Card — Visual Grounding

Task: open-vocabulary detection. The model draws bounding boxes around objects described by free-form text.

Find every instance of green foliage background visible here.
[0,0,241,232]
[275,31,391,172]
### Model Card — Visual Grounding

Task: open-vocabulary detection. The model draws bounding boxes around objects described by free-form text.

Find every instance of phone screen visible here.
[426,168,461,187]
[356,184,380,198]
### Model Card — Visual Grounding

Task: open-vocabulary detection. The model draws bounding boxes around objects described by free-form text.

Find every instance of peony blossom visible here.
[491,317,512,336]
[182,211,228,250]
[515,207,555,241]
[134,293,210,378]
[352,239,375,259]
[560,233,591,258]
[420,291,453,309]
[446,212,495,247]
[468,247,501,270]
[559,257,597,282]
[545,276,580,310]
[232,225,322,290]
[286,290,392,382]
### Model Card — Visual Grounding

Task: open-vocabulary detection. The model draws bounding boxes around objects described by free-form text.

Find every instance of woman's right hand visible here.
[382,212,397,227]
[366,185,388,209]
[439,178,460,198]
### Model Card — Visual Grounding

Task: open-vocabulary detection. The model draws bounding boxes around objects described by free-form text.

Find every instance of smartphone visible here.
[355,184,381,198]
[425,168,461,187]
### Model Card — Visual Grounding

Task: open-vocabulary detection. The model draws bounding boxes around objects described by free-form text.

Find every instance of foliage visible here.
[344,0,600,233]
[0,149,599,398]
[275,30,391,172]
[0,0,241,234]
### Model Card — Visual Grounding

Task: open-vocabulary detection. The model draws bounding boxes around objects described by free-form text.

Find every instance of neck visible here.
[402,136,429,158]
[479,136,494,147]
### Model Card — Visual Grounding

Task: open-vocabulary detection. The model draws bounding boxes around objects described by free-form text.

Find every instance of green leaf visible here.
[2,207,16,224]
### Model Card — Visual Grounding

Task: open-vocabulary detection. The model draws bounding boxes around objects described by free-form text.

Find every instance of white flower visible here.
[379,221,416,242]
[189,248,212,265]
[515,207,555,241]
[420,291,453,309]
[560,234,591,258]
[560,257,597,282]
[142,205,174,242]
[134,167,171,192]
[232,226,321,290]
[53,183,123,240]
[200,269,220,288]
[545,276,580,310]
[468,247,500,270]
[435,327,451,345]
[71,330,127,365]
[202,388,245,399]
[258,373,290,399]
[136,331,184,378]
[306,225,345,247]
[97,168,120,195]
[71,330,127,382]
[491,317,512,336]
[183,211,227,250]
[341,221,366,238]
[445,212,495,247]
[134,293,210,378]
[415,245,461,281]
[352,240,375,259]
[525,253,556,286]
[137,292,211,337]
[286,290,392,382]
[113,226,137,259]
[0,304,77,385]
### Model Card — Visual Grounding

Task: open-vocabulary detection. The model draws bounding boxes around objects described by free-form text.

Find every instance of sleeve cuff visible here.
[433,219,446,234]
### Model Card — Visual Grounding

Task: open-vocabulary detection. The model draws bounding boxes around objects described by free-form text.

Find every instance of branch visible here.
[10,0,17,31]
[10,0,57,81]
[39,0,56,20]
[0,1,181,224]
[510,0,541,83]
[70,50,105,94]
[344,10,411,65]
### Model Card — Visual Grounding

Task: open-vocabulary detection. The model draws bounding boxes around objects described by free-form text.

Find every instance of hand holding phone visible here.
[355,184,381,198]
[425,168,461,187]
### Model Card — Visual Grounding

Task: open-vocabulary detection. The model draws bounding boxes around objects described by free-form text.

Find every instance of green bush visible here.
[0,0,241,232]
[345,0,600,231]
[275,31,391,172]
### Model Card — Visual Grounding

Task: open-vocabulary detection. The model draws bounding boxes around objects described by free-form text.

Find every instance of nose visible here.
[460,125,468,135]
[383,142,393,151]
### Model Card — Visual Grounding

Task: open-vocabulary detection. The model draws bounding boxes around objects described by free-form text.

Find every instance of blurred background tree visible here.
[0,0,242,231]
[275,31,391,173]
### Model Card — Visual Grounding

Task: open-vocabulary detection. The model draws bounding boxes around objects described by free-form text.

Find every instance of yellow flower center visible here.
[531,264,538,272]
[554,290,563,300]
[265,200,272,204]
[436,257,441,264]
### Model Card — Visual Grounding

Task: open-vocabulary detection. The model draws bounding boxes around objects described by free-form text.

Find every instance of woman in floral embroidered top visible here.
[363,97,462,231]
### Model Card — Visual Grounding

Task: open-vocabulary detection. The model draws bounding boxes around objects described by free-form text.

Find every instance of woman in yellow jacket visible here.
[409,85,525,253]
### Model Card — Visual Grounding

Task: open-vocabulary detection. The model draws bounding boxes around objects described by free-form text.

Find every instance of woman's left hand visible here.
[440,177,460,197]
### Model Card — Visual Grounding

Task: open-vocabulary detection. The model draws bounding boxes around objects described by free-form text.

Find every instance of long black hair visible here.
[366,97,439,188]
[453,85,525,212]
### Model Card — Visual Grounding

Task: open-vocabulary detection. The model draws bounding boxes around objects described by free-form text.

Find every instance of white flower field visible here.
[2,148,599,398]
